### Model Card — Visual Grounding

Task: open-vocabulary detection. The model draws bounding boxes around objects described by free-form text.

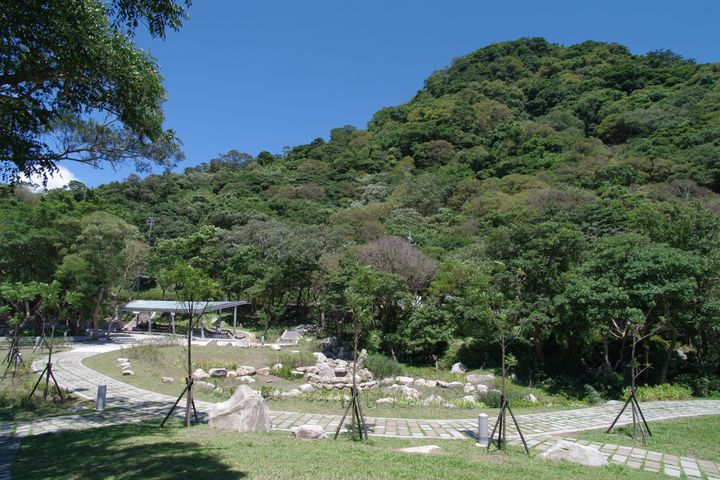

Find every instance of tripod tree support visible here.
[3,335,23,378]
[606,388,652,442]
[486,395,529,454]
[333,386,367,441]
[29,333,64,401]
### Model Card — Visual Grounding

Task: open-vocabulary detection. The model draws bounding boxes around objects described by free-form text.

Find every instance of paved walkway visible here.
[2,342,720,479]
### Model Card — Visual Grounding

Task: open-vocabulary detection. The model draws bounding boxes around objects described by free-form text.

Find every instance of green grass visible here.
[0,347,91,422]
[577,415,720,462]
[84,345,579,419]
[11,422,664,480]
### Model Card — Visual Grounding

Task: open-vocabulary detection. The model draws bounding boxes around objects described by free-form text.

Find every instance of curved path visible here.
[2,342,720,479]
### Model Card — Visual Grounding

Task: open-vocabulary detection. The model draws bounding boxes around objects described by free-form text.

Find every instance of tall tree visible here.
[0,0,190,182]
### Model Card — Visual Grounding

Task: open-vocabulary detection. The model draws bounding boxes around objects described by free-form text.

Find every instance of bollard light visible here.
[96,384,107,411]
[476,413,489,447]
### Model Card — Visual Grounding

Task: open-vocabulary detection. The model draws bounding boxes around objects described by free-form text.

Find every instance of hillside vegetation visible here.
[3,38,720,396]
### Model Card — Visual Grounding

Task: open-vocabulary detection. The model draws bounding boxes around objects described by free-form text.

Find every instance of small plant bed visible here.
[84,343,583,418]
[0,348,91,422]
[576,415,720,463]
[11,422,665,480]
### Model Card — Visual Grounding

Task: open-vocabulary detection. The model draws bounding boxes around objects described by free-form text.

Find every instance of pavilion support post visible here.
[201,316,205,339]
[148,315,151,334]
[232,306,237,339]
[171,313,176,335]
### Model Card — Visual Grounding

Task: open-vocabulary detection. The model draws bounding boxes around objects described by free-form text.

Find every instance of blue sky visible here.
[66,0,720,187]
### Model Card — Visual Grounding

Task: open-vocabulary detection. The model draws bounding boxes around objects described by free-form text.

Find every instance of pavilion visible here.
[118,300,248,338]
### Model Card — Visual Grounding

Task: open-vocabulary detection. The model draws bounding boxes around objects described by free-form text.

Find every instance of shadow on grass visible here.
[12,422,246,479]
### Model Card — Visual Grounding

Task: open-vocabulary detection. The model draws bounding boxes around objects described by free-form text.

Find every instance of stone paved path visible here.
[2,342,720,479]
[513,437,720,480]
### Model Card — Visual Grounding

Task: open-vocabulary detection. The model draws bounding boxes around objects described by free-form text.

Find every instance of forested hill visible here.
[3,38,720,392]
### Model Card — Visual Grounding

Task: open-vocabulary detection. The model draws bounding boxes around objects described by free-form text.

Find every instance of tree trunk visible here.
[659,326,677,383]
[601,337,612,375]
[185,312,193,427]
[91,287,105,339]
[533,323,544,363]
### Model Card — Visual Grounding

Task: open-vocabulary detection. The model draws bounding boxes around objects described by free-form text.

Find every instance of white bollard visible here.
[476,413,489,447]
[96,385,107,411]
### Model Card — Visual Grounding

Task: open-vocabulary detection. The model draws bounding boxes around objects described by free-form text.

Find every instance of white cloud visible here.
[19,165,79,192]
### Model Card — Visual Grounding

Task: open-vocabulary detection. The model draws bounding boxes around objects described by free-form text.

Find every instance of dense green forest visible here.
[3,38,720,396]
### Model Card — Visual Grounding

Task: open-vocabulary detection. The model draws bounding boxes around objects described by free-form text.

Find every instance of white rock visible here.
[236,366,256,376]
[312,352,327,363]
[209,368,228,377]
[462,395,476,402]
[316,363,335,379]
[209,385,272,433]
[395,376,414,385]
[436,380,448,388]
[539,440,608,467]
[161,376,175,384]
[196,380,215,390]
[238,375,256,384]
[272,363,283,370]
[193,368,209,380]
[447,381,464,389]
[450,362,467,374]
[413,378,427,388]
[525,394,538,403]
[298,383,314,393]
[256,367,270,375]
[287,389,302,397]
[119,362,131,368]
[402,386,422,400]
[465,373,495,385]
[426,380,437,388]
[398,445,442,454]
[270,344,281,351]
[376,397,395,405]
[116,358,129,363]
[290,424,327,440]
[476,384,489,394]
[380,378,395,386]
[122,370,134,376]
[226,371,238,378]
[463,383,475,394]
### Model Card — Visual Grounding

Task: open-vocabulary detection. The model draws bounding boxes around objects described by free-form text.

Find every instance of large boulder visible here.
[539,441,608,467]
[193,368,209,380]
[209,368,228,377]
[447,381,464,389]
[208,385,272,433]
[450,362,467,374]
[291,424,327,440]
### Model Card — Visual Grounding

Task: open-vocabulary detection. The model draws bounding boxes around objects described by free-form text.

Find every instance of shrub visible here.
[274,351,316,370]
[627,384,693,401]
[365,353,402,379]
[583,384,604,405]
[270,364,294,380]
[675,374,720,397]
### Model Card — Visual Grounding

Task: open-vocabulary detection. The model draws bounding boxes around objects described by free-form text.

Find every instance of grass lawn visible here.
[0,347,92,422]
[577,415,720,462]
[12,422,663,480]
[83,344,581,419]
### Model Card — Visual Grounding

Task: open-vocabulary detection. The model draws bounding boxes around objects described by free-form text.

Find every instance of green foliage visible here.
[627,384,693,401]
[364,353,402,379]
[274,352,316,370]
[2,38,720,397]
[1,0,188,181]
